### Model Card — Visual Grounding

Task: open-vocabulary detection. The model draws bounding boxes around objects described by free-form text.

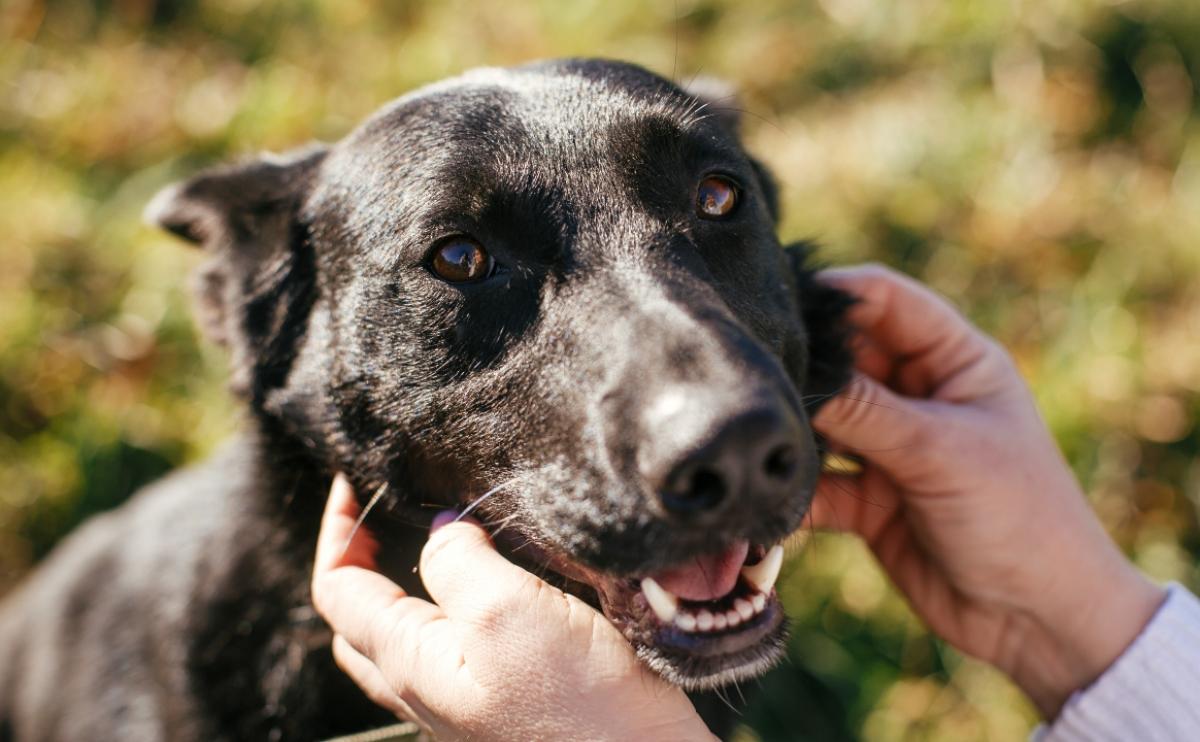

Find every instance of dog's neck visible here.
[236,411,333,540]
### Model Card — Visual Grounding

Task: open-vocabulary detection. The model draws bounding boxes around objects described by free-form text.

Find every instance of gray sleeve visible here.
[1032,583,1200,742]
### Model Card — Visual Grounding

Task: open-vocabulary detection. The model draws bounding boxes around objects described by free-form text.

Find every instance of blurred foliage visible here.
[3,0,1199,739]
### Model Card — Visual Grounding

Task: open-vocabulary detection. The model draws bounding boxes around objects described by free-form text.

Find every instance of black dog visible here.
[0,59,853,741]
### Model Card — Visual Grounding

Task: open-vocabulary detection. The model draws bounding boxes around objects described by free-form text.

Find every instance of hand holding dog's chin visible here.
[810,264,1166,719]
[311,475,714,742]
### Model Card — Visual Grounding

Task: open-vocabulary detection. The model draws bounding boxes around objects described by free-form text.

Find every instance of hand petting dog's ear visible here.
[806,265,1164,718]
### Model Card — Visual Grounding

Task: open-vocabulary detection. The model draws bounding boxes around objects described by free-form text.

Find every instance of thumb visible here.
[419,514,543,626]
[814,373,931,474]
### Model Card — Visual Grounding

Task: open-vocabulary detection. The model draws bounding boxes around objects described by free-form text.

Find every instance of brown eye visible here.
[429,237,494,283]
[696,176,739,219]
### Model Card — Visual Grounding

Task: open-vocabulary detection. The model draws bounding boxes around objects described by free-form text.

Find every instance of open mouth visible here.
[517,536,790,690]
[639,541,781,635]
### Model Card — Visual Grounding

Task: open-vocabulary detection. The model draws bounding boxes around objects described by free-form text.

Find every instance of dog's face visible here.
[149,59,852,690]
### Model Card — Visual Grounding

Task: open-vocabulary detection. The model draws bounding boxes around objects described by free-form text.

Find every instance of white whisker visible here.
[340,482,389,559]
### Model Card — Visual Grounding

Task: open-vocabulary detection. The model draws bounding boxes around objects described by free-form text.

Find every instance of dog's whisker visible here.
[820,467,883,508]
[732,678,747,706]
[683,65,707,99]
[456,475,523,523]
[481,511,523,537]
[709,105,784,134]
[340,482,389,559]
[713,685,739,715]
[671,0,680,84]
[838,395,898,411]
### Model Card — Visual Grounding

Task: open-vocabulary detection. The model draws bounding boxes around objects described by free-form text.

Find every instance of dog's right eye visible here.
[695,175,740,220]
[428,237,495,284]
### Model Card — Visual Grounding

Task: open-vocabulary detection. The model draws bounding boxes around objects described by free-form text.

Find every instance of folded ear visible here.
[145,145,328,400]
[145,145,327,247]
[683,77,780,223]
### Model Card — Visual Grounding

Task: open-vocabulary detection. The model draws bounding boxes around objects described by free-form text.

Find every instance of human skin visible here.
[806,264,1164,717]
[310,263,1165,736]
[311,480,717,741]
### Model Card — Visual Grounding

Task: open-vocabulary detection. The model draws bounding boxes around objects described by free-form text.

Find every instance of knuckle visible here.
[374,599,421,668]
[468,593,518,636]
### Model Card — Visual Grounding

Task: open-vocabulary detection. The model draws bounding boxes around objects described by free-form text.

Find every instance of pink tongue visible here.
[649,541,749,602]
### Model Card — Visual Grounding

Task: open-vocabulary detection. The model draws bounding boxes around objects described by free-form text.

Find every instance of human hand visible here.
[809,264,1165,717]
[311,475,714,742]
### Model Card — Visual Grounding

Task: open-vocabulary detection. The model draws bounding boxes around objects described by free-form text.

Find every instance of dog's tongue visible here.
[649,540,749,602]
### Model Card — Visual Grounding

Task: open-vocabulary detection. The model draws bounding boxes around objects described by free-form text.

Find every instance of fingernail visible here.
[430,510,459,533]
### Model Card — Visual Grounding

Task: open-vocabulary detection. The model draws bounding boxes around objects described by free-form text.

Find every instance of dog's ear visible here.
[145,145,328,400]
[683,77,780,223]
[784,243,857,414]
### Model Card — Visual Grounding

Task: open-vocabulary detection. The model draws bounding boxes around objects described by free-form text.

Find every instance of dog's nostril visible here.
[661,465,728,515]
[763,444,799,482]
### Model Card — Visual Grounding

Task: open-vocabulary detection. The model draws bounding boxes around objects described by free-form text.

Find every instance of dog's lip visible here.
[484,526,788,681]
[520,539,787,669]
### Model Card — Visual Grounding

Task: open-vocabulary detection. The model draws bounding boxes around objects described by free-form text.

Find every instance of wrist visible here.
[1005,552,1165,717]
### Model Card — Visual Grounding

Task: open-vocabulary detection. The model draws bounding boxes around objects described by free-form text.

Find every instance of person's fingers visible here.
[807,474,861,531]
[314,474,419,657]
[331,634,417,721]
[810,467,901,542]
[314,563,468,709]
[312,476,465,684]
[814,373,931,470]
[315,473,380,575]
[419,519,544,628]
[846,333,899,385]
[820,265,990,397]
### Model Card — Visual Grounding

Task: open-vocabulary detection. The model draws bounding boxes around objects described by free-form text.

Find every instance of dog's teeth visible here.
[640,578,679,623]
[714,612,728,630]
[675,612,697,632]
[725,609,741,627]
[740,544,784,593]
[696,610,715,631]
[734,598,755,621]
[751,592,767,612]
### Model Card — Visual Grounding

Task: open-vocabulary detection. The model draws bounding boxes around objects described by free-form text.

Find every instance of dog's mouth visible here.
[499,533,789,690]
[634,540,781,637]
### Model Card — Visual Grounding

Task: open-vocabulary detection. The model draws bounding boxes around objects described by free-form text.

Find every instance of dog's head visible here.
[148,59,853,690]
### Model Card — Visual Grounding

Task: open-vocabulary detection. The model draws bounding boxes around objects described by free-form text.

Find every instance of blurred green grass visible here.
[2,1,1198,739]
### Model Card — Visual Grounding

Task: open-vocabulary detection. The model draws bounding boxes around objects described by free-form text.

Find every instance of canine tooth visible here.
[734,598,754,621]
[725,609,741,627]
[696,610,715,631]
[714,612,728,630]
[740,544,784,593]
[675,612,697,632]
[751,592,766,613]
[641,578,679,623]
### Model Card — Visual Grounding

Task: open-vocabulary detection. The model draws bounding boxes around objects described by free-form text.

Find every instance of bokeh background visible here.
[3,0,1199,739]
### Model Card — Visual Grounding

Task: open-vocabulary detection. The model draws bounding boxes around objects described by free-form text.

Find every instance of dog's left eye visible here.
[696,176,739,219]
[428,237,495,283]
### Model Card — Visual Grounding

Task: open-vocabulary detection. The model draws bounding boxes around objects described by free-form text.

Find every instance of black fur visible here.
[0,59,853,741]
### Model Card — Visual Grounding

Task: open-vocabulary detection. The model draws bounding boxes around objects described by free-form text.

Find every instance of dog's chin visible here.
[505,537,790,691]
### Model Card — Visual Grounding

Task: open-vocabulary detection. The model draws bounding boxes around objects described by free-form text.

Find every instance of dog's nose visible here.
[641,403,806,519]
